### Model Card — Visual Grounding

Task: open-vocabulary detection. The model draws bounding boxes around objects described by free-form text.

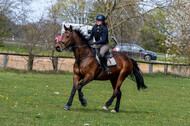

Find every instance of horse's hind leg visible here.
[103,75,125,112]
[103,77,117,111]
[103,91,118,111]
[113,89,122,112]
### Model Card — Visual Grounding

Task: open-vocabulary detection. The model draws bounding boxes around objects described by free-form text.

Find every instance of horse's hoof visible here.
[82,99,87,107]
[64,105,70,110]
[111,110,117,113]
[102,106,108,111]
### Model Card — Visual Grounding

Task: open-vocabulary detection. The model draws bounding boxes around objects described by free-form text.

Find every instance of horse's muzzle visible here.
[55,46,63,52]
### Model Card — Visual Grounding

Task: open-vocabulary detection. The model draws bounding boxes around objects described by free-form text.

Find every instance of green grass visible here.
[0,69,190,126]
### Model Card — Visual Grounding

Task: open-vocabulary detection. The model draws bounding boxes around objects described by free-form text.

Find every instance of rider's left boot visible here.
[101,57,111,75]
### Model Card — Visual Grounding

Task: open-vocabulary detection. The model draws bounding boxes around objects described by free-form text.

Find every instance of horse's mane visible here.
[74,29,89,45]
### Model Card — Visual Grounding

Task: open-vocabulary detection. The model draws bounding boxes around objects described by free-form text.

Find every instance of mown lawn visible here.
[0,69,190,126]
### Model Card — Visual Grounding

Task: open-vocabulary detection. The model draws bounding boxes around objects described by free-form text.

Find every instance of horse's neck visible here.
[72,37,92,60]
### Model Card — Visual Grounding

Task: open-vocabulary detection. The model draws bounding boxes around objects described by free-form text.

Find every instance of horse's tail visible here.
[130,58,147,90]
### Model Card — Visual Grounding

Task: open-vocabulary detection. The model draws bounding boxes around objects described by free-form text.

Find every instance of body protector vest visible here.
[93,24,109,43]
[94,24,103,41]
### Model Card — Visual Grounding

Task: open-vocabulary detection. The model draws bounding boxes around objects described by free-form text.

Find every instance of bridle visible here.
[58,31,94,64]
[58,31,74,49]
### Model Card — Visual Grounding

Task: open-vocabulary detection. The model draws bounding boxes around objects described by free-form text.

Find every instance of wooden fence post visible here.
[178,65,181,75]
[149,63,153,74]
[164,64,168,75]
[2,54,8,68]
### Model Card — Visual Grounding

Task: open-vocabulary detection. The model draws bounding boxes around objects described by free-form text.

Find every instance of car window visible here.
[132,45,144,51]
[116,43,144,52]
[122,45,131,50]
[132,46,140,51]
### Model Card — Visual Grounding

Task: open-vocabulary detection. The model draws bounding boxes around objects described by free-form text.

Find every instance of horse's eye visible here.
[66,36,70,38]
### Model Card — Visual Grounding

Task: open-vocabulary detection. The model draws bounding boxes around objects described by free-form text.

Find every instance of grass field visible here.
[0,69,190,126]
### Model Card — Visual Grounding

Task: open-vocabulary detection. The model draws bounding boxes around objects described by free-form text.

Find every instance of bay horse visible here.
[55,25,147,112]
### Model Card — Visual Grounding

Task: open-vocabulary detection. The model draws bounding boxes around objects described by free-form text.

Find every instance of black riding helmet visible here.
[96,14,106,21]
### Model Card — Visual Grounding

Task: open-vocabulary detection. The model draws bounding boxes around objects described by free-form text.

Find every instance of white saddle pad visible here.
[96,55,117,67]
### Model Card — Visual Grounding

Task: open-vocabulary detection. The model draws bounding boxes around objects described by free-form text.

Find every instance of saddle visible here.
[95,49,117,67]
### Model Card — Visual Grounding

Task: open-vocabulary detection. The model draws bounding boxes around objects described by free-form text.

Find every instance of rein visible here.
[73,44,94,65]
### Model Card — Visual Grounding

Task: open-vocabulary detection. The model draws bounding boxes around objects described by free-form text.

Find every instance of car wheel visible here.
[144,55,151,62]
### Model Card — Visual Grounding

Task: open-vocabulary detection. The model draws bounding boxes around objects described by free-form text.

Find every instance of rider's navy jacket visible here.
[87,24,109,45]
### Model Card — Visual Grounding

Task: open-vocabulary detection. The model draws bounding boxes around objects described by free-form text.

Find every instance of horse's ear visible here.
[69,25,73,32]
[64,25,68,31]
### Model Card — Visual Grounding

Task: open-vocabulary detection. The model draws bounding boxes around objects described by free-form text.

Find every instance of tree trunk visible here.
[52,56,58,72]
[28,54,34,71]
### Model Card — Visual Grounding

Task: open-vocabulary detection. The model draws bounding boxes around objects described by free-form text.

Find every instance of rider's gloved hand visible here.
[90,42,96,45]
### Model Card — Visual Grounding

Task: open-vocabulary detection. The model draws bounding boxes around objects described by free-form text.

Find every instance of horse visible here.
[55,25,147,112]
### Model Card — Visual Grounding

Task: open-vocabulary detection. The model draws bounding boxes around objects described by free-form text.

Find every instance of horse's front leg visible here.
[64,74,81,110]
[78,88,87,107]
[77,74,93,107]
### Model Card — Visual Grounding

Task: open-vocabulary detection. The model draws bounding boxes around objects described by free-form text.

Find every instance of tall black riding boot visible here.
[101,57,111,75]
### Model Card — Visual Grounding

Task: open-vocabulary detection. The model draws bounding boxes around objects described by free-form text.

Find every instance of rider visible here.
[87,14,111,74]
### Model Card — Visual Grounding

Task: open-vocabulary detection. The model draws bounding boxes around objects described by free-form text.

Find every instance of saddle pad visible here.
[107,57,117,66]
[96,55,117,67]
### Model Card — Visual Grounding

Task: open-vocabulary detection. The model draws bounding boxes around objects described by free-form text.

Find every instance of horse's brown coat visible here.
[55,25,147,112]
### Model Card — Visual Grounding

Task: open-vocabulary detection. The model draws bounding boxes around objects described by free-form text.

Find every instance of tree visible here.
[39,19,61,71]
[20,22,42,70]
[89,0,170,48]
[0,0,15,40]
[45,0,62,71]
[88,0,145,44]
[0,15,11,40]
[165,0,190,63]
[50,0,173,50]
[0,0,32,40]
[50,0,91,24]
[140,10,167,52]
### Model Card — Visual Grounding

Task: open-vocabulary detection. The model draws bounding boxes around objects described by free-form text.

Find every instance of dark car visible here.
[112,43,157,61]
